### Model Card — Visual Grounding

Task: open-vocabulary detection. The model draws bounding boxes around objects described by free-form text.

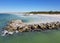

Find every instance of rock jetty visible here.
[2,20,60,36]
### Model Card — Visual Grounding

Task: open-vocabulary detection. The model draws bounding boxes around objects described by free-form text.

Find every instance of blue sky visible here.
[0,0,60,12]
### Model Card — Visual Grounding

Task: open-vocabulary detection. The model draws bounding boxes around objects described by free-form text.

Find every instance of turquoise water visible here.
[0,14,60,43]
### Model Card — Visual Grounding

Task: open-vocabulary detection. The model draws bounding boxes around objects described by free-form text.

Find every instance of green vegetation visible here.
[28,11,60,14]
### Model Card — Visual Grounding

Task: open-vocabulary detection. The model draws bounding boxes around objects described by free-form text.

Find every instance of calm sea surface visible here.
[0,14,60,43]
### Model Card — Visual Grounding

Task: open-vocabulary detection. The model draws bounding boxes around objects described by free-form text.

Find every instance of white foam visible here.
[15,30,19,33]
[1,30,8,36]
[1,30,14,36]
[8,32,14,35]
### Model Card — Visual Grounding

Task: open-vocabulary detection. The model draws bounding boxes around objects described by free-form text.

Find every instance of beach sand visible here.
[25,14,60,25]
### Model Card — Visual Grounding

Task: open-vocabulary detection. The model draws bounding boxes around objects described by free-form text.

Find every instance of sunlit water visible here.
[0,14,60,43]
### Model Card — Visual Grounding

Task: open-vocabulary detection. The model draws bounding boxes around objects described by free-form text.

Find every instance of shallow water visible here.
[0,30,60,43]
[0,14,60,43]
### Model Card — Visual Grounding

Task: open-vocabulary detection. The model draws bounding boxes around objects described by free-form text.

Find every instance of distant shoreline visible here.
[0,11,60,14]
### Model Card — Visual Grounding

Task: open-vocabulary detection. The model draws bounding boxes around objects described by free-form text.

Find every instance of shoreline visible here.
[24,14,60,25]
[38,14,60,17]
[28,14,60,18]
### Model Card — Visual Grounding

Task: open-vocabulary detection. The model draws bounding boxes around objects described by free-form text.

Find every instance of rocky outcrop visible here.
[2,20,60,36]
[5,20,26,31]
[2,20,26,36]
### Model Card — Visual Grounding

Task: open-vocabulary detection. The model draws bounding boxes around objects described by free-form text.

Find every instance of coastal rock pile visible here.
[5,20,26,32]
[2,20,60,36]
[2,20,26,36]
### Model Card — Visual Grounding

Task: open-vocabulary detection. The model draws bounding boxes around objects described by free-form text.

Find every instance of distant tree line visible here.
[29,11,60,14]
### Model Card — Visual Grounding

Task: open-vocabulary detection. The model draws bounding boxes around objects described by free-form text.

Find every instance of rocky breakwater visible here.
[2,20,26,36]
[2,20,60,36]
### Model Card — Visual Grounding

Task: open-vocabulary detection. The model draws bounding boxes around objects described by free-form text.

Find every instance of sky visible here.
[0,0,60,12]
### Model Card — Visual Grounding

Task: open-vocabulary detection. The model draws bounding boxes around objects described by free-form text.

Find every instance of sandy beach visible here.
[23,14,60,25]
[30,14,60,18]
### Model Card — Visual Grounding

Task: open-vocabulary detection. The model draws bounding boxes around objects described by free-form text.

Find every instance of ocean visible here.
[0,14,60,43]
